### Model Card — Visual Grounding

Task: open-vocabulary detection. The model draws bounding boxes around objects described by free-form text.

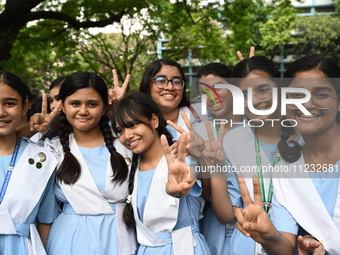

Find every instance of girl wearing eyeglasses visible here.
[139,59,192,140]
[212,56,301,255]
[234,54,340,255]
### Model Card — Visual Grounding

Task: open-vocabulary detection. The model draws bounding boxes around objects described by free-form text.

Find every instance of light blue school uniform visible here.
[271,164,340,255]
[135,168,211,255]
[46,144,133,255]
[227,142,279,255]
[0,138,58,255]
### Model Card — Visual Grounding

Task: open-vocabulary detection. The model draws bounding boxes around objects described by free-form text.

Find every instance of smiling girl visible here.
[112,92,211,255]
[45,71,136,255]
[234,54,340,255]
[0,71,59,255]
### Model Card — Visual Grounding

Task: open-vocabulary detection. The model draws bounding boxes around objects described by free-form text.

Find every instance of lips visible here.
[128,139,141,148]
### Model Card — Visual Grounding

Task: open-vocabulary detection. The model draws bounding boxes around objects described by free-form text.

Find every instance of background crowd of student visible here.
[0,48,339,255]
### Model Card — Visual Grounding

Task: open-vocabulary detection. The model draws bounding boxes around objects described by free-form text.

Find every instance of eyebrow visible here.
[290,86,332,91]
[156,75,182,79]
[3,97,19,101]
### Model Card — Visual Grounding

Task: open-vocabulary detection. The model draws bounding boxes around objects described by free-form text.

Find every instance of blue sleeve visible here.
[225,158,243,208]
[189,179,202,197]
[270,194,298,235]
[37,171,60,223]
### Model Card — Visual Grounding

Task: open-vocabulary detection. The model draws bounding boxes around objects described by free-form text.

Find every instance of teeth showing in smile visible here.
[298,114,318,118]
[212,102,221,108]
[129,139,140,146]
[163,94,174,98]
[0,120,9,124]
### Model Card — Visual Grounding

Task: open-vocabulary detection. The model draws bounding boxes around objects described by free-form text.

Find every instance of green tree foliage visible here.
[293,14,340,62]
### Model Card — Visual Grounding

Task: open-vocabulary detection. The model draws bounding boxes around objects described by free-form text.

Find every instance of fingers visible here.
[238,174,253,207]
[121,73,130,91]
[41,94,48,115]
[217,121,227,141]
[252,175,263,206]
[161,134,175,165]
[249,46,255,58]
[176,132,188,162]
[112,69,119,88]
[204,119,214,142]
[180,111,191,130]
[49,101,62,119]
[167,120,185,134]
[236,51,244,61]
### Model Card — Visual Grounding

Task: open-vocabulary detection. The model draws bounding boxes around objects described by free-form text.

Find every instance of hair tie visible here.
[63,146,70,152]
[280,133,290,140]
[108,146,116,153]
[126,194,132,204]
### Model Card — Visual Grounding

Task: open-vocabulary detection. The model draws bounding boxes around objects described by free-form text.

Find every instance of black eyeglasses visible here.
[152,76,185,90]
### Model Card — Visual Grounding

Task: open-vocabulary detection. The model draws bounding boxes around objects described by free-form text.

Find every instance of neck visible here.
[73,128,105,148]
[0,133,18,156]
[162,107,180,123]
[253,120,282,144]
[302,124,340,156]
[140,137,164,171]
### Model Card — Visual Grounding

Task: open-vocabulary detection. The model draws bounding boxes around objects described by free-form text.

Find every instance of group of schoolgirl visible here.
[1,49,340,255]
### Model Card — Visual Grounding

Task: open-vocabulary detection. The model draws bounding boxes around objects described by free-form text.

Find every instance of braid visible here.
[57,113,81,184]
[123,153,138,229]
[99,115,128,183]
[278,124,301,163]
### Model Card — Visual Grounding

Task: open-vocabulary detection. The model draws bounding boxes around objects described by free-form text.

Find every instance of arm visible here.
[234,175,296,255]
[202,120,234,224]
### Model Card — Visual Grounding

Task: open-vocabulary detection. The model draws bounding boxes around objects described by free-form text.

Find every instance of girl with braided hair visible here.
[45,71,136,255]
[112,92,211,255]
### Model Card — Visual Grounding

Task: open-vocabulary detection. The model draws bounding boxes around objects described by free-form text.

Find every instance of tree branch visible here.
[25,10,126,29]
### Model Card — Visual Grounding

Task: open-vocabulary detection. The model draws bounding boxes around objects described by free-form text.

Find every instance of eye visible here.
[172,79,182,85]
[155,77,167,84]
[89,102,98,107]
[5,101,17,106]
[287,93,305,99]
[314,92,331,99]
[257,86,271,93]
[71,102,80,106]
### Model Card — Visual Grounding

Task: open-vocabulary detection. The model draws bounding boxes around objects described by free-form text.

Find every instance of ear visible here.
[151,113,159,129]
[22,98,29,116]
[103,104,109,115]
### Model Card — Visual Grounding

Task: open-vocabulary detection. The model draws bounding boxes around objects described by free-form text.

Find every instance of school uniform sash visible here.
[132,156,195,255]
[223,125,272,202]
[0,140,57,255]
[273,157,340,254]
[47,135,136,255]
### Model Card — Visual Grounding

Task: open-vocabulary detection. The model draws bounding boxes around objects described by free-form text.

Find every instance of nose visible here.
[123,128,134,142]
[50,100,57,111]
[78,104,88,115]
[302,97,316,110]
[0,104,6,117]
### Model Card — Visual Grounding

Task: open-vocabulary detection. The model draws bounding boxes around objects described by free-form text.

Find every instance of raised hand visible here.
[297,235,325,255]
[167,111,204,158]
[237,46,255,61]
[108,69,130,105]
[233,175,277,244]
[30,94,61,132]
[202,119,227,166]
[161,132,196,198]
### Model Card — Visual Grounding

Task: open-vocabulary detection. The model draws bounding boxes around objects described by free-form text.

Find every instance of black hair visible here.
[50,75,69,91]
[232,56,281,79]
[279,54,340,162]
[139,59,189,108]
[0,71,31,104]
[196,62,232,80]
[112,92,174,229]
[57,71,128,185]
